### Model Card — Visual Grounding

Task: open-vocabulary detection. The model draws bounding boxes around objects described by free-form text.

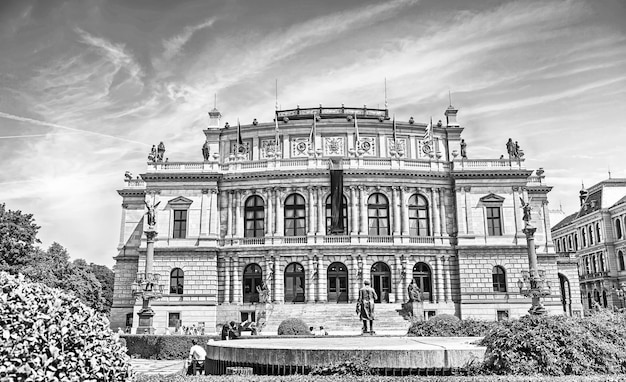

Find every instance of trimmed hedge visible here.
[0,271,133,381]
[123,335,219,359]
[408,317,494,337]
[277,318,310,336]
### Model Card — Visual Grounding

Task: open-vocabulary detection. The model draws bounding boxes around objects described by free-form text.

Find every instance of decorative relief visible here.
[231,141,251,159]
[291,137,310,158]
[260,139,280,159]
[417,140,432,158]
[323,137,345,156]
[356,137,376,156]
[387,138,407,156]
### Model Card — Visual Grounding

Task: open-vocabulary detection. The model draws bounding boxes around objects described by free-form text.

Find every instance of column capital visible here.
[202,189,210,194]
[463,186,471,192]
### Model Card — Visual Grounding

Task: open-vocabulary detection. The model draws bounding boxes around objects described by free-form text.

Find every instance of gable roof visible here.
[552,212,577,231]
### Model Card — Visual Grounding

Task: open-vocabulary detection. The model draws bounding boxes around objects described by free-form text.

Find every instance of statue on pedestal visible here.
[148,145,157,162]
[256,282,270,303]
[506,138,516,159]
[408,279,422,302]
[202,140,210,161]
[520,197,532,225]
[356,280,378,334]
[460,139,467,159]
[145,201,161,228]
[157,142,166,162]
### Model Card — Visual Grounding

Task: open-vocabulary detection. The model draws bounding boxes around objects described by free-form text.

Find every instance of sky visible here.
[0,0,625,268]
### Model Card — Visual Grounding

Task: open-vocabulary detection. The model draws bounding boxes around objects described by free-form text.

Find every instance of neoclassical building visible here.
[552,179,626,313]
[111,104,582,333]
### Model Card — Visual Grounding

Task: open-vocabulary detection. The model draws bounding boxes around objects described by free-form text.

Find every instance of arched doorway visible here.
[413,262,433,302]
[558,273,571,315]
[284,262,305,303]
[371,262,391,303]
[243,263,263,303]
[327,262,348,303]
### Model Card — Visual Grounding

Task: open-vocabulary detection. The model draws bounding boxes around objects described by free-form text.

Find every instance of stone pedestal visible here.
[411,301,424,320]
[136,299,155,334]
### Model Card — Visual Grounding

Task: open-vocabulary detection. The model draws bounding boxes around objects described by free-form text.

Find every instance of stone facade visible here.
[110,104,579,333]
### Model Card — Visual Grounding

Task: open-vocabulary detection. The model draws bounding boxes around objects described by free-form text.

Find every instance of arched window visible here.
[616,219,623,239]
[582,229,587,247]
[408,194,430,236]
[556,240,561,253]
[170,268,184,294]
[492,266,507,292]
[588,226,594,246]
[244,195,265,238]
[596,223,602,243]
[412,262,432,302]
[327,262,348,303]
[558,274,571,315]
[574,233,579,250]
[284,194,306,236]
[367,193,389,236]
[371,262,391,303]
[619,251,625,271]
[284,262,305,303]
[243,263,263,303]
[602,290,608,308]
[568,236,573,251]
[325,194,348,235]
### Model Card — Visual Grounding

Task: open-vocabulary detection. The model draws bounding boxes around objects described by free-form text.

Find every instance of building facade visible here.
[111,104,581,333]
[552,179,626,313]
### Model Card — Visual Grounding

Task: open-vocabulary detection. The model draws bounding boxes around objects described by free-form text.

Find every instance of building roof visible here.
[552,212,578,231]
[576,189,602,218]
[612,194,626,208]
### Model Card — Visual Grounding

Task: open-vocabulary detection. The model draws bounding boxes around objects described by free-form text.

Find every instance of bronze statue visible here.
[460,139,467,159]
[157,142,166,161]
[506,138,515,159]
[148,145,157,162]
[408,279,422,302]
[202,141,210,161]
[356,279,378,334]
[520,197,532,224]
[145,201,161,227]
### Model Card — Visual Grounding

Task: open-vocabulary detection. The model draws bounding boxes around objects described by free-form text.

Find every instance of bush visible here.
[123,335,219,359]
[277,318,310,336]
[480,312,626,376]
[310,358,372,376]
[408,317,494,337]
[0,271,133,381]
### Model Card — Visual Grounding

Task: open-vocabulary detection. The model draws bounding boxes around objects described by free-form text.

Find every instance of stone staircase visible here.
[260,302,411,335]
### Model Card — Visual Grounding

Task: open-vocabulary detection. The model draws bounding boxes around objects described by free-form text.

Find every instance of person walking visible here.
[356,279,378,334]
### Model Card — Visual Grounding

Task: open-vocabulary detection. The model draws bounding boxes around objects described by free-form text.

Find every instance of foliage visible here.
[0,271,133,381]
[0,203,41,271]
[277,318,311,336]
[90,262,115,313]
[124,335,219,359]
[480,311,626,376]
[430,314,461,323]
[310,358,372,376]
[408,317,494,337]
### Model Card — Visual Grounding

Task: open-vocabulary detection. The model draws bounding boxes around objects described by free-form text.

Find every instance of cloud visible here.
[162,18,217,60]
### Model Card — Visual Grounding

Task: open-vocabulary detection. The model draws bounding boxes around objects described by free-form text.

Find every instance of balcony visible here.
[452,158,525,171]
[212,235,438,247]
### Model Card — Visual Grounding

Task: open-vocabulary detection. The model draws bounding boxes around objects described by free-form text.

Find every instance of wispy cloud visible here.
[163,18,217,60]
[75,27,143,80]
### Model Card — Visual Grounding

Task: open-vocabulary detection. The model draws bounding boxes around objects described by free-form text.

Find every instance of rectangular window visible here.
[168,312,181,328]
[173,210,187,238]
[125,313,133,328]
[497,310,509,321]
[486,207,502,236]
[424,311,436,320]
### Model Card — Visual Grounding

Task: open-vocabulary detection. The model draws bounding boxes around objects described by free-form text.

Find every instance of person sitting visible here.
[220,323,231,340]
[316,326,328,336]
[309,326,315,334]
[188,339,207,375]
[228,321,241,340]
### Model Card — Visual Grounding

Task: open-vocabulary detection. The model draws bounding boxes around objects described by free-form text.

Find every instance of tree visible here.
[0,203,40,271]
[90,263,115,314]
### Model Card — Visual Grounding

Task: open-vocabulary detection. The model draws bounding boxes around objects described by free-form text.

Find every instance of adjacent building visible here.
[552,179,626,313]
[110,103,582,333]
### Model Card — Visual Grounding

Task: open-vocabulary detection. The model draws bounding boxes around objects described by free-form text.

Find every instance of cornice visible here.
[452,169,533,179]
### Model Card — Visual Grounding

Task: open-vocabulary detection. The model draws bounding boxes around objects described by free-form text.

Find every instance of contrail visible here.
[0,111,150,146]
[0,132,80,139]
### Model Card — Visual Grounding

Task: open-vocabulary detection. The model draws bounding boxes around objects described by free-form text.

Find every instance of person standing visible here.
[188,339,206,375]
[356,279,378,334]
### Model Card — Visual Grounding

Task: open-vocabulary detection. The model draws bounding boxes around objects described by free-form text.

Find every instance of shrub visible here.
[407,317,493,337]
[123,335,219,359]
[0,271,133,381]
[430,313,460,323]
[277,318,310,336]
[480,312,626,376]
[310,358,372,376]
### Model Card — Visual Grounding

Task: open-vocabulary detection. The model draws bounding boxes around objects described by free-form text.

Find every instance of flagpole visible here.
[354,112,360,155]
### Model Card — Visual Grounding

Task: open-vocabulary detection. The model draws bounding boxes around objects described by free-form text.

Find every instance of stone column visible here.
[275,256,284,303]
[209,189,220,237]
[308,187,315,236]
[392,187,401,236]
[444,255,452,302]
[362,255,370,285]
[431,188,441,238]
[435,255,443,303]
[317,187,325,235]
[394,254,401,302]
[234,191,242,238]
[307,255,315,302]
[224,255,231,303]
[400,187,409,236]
[227,191,233,238]
[512,187,522,241]
[318,255,327,303]
[439,188,447,242]
[350,186,358,235]
[200,190,210,236]
[359,186,368,235]
[266,188,273,237]
[351,253,359,302]
[464,187,473,234]
[275,188,284,236]
[456,187,467,235]
[232,256,241,304]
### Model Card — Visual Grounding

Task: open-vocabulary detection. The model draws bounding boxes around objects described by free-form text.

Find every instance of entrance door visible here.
[243,263,263,303]
[371,262,391,303]
[413,262,432,302]
[284,262,305,303]
[327,262,348,303]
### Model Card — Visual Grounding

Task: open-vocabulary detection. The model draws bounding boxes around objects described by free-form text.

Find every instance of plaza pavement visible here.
[130,330,471,376]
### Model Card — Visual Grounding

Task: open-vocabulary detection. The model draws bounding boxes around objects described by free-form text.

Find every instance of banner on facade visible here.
[329,159,344,234]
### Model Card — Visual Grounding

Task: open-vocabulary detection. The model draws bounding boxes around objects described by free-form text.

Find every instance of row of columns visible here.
[220,254,453,304]
[223,186,449,238]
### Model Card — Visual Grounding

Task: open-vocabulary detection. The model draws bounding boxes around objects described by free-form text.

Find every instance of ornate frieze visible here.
[323,137,345,156]
[290,137,310,158]
[230,141,251,159]
[356,137,376,156]
[387,138,407,156]
[260,139,280,159]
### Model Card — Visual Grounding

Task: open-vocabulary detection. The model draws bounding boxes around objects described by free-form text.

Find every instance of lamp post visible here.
[517,199,551,315]
[132,220,166,334]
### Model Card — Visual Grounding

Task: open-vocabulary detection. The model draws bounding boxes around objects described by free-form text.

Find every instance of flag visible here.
[309,113,316,153]
[236,119,246,155]
[392,114,397,145]
[423,117,432,143]
[274,111,280,155]
[354,112,360,150]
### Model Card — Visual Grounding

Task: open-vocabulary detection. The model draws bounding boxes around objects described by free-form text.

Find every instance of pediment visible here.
[167,196,193,207]
[479,193,505,203]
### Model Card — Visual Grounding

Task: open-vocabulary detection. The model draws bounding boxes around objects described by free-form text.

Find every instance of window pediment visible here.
[167,196,193,208]
[479,193,505,204]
